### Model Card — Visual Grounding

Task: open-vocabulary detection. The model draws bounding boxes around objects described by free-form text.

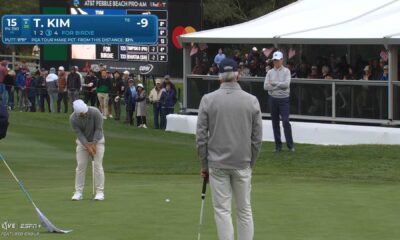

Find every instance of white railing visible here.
[184,75,397,125]
[0,52,40,72]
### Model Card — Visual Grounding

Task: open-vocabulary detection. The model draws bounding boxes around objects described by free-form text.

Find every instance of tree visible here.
[203,0,297,28]
[0,0,40,20]
[0,0,40,55]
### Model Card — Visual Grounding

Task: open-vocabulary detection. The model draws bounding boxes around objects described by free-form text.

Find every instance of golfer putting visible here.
[70,99,105,201]
[196,58,263,240]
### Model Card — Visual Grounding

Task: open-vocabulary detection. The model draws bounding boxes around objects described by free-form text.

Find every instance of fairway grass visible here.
[0,112,399,239]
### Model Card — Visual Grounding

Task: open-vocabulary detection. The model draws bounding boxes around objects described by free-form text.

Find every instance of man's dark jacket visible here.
[0,103,9,139]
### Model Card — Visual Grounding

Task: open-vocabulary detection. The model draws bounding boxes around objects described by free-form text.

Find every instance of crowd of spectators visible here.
[0,60,177,130]
[189,46,395,119]
[192,46,391,82]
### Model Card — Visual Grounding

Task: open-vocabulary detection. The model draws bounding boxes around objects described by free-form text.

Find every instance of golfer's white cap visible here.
[73,99,88,114]
[272,51,283,60]
[58,66,64,71]
[137,83,144,88]
[123,70,130,75]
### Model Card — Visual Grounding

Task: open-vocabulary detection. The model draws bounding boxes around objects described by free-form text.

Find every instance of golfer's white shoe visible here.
[94,192,105,201]
[71,192,83,201]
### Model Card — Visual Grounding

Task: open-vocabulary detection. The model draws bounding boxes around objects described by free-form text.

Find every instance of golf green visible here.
[0,111,399,240]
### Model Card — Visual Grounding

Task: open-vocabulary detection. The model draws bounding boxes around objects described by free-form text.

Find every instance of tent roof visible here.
[179,0,400,45]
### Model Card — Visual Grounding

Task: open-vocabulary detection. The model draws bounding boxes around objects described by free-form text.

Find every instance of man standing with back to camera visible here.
[264,51,295,152]
[196,58,263,240]
[0,98,9,140]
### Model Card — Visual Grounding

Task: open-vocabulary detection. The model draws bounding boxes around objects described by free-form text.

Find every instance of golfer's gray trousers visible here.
[75,137,105,193]
[209,167,253,240]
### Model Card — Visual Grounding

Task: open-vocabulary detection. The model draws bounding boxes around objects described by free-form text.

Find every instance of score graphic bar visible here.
[1,15,158,44]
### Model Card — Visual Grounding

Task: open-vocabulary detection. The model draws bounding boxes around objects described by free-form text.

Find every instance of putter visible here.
[0,153,72,233]
[91,156,95,199]
[197,174,209,240]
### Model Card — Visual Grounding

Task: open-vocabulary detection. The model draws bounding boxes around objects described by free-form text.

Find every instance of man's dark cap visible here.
[219,58,238,73]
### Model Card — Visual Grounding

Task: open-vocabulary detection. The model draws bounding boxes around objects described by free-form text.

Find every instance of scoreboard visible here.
[1,15,158,44]
[123,9,168,63]
[70,0,169,75]
[38,0,202,77]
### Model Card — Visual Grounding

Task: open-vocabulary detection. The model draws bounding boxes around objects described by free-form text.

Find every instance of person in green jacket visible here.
[96,69,111,119]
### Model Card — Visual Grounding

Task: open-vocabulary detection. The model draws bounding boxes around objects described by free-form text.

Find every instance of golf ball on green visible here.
[165,198,170,202]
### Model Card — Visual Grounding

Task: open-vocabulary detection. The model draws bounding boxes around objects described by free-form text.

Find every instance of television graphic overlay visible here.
[1,15,158,45]
[70,0,169,76]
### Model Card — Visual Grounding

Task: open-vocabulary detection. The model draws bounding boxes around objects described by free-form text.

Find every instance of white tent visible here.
[179,0,400,45]
[179,0,400,122]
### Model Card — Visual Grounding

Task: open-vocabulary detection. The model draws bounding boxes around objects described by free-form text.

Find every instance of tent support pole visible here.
[183,43,191,112]
[388,45,398,122]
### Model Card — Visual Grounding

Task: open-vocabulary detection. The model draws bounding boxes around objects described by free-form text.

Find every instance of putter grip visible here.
[201,176,208,199]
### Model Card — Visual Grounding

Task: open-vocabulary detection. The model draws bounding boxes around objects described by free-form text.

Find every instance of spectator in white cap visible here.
[196,57,263,240]
[149,78,163,129]
[46,67,59,113]
[70,99,106,201]
[122,70,130,88]
[135,83,147,128]
[264,51,294,152]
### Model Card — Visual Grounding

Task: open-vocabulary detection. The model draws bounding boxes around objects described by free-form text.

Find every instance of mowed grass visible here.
[0,111,400,240]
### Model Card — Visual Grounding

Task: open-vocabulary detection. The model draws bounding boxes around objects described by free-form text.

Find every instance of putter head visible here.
[35,208,72,233]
